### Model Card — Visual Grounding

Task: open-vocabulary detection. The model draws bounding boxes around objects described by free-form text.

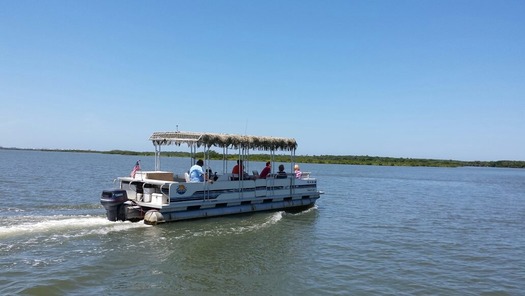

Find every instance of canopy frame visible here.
[149,131,298,172]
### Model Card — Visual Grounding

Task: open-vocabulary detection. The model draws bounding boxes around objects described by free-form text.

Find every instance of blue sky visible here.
[1,1,524,161]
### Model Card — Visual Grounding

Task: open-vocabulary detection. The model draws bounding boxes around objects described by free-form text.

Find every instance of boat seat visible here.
[184,172,190,182]
[214,174,229,181]
[252,170,259,178]
[275,173,288,179]
[231,173,251,181]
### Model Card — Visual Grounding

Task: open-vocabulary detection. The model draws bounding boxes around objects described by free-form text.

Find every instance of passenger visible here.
[276,164,287,179]
[232,160,249,180]
[232,160,244,175]
[259,161,271,179]
[294,164,302,179]
[189,159,206,182]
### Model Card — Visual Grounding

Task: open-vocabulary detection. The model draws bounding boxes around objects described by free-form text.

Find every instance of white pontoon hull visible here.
[104,171,321,224]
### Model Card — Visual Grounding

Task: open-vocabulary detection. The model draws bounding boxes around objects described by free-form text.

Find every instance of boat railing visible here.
[300,172,311,179]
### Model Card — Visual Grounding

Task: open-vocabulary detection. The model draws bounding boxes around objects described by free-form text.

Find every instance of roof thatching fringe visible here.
[149,131,297,151]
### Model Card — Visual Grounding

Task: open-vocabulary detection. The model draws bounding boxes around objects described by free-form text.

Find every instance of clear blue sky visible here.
[1,1,524,161]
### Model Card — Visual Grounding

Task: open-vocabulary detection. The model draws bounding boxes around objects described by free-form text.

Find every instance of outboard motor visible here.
[100,189,128,221]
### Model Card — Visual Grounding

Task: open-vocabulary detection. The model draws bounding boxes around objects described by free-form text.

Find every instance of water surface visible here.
[1,150,524,295]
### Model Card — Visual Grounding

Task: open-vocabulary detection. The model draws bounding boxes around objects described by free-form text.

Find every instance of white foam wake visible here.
[189,211,284,238]
[0,215,149,239]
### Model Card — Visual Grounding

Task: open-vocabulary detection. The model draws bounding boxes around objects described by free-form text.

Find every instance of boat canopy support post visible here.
[189,144,196,170]
[154,143,161,171]
[223,147,228,174]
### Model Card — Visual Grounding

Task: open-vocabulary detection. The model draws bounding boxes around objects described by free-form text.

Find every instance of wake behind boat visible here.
[100,131,323,225]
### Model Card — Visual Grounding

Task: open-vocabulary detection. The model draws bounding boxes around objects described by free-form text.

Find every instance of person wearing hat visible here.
[294,164,302,179]
[189,159,206,182]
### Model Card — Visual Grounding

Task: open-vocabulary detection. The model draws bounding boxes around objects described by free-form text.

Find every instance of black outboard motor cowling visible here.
[100,189,128,221]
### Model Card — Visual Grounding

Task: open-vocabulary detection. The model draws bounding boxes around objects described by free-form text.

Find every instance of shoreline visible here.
[1,147,524,168]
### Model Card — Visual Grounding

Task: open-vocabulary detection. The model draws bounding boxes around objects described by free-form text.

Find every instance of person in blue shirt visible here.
[189,159,205,182]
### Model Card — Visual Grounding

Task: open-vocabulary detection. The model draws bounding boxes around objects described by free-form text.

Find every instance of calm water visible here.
[1,150,524,295]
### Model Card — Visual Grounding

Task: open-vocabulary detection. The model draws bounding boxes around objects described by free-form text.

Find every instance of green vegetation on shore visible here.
[2,147,524,168]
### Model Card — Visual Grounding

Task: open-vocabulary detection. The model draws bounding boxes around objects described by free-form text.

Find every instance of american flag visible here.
[131,160,141,178]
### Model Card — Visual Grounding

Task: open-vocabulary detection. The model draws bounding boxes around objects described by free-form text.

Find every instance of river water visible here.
[0,149,524,295]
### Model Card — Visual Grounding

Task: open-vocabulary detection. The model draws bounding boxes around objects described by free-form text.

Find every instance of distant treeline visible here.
[2,147,524,168]
[291,155,525,168]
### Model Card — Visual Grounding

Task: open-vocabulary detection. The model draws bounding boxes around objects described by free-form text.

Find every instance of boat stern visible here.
[100,189,128,221]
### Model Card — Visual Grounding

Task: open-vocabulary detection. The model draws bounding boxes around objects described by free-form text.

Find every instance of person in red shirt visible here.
[232,160,244,175]
[259,161,271,179]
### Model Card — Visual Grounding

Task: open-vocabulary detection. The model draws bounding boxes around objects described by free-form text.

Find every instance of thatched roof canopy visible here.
[149,131,297,151]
